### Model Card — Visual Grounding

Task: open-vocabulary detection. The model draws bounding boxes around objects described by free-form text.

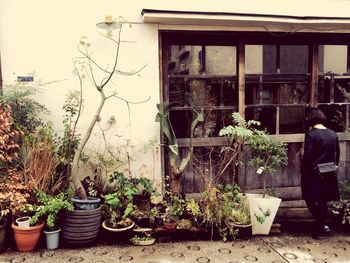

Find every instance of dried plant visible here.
[0,168,33,219]
[23,125,63,195]
[0,105,22,166]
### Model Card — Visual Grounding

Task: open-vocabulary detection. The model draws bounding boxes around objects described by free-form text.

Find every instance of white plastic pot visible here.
[245,193,281,235]
[15,216,31,228]
[44,228,61,250]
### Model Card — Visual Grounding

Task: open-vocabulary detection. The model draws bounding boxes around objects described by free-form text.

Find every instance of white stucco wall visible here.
[2,0,350,189]
[0,0,161,183]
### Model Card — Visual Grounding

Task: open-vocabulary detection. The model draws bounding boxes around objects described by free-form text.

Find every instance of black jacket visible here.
[301,128,340,202]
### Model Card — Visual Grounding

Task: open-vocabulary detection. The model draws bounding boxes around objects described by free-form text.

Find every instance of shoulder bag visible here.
[315,162,338,176]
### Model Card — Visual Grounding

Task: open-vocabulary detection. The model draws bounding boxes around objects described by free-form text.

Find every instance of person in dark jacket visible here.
[301,107,340,237]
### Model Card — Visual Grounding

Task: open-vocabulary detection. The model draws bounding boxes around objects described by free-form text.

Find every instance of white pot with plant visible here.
[246,131,288,235]
[28,191,74,249]
[15,216,31,228]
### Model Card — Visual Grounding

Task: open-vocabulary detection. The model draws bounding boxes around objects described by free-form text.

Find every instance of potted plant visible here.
[162,192,185,230]
[0,192,11,251]
[15,216,31,228]
[28,190,74,249]
[155,97,203,195]
[332,180,350,231]
[101,172,139,232]
[163,214,177,230]
[11,219,44,252]
[61,16,149,245]
[219,112,260,186]
[130,230,155,246]
[185,198,202,227]
[199,186,239,241]
[0,169,33,251]
[230,195,251,228]
[0,105,25,250]
[102,193,135,232]
[246,130,288,235]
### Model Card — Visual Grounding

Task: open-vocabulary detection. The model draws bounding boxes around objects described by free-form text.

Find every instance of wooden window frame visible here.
[160,31,350,142]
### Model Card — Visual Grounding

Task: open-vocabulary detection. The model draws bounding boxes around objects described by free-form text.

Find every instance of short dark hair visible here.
[305,107,326,127]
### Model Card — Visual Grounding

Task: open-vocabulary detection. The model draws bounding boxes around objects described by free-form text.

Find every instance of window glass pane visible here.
[245,81,309,105]
[263,45,277,73]
[206,46,236,75]
[170,109,236,139]
[169,77,237,107]
[246,45,264,74]
[246,105,307,134]
[246,45,309,74]
[168,45,236,75]
[319,45,348,74]
[279,106,306,134]
[318,45,350,104]
[280,45,309,74]
[318,75,350,103]
[246,106,276,134]
[318,104,347,132]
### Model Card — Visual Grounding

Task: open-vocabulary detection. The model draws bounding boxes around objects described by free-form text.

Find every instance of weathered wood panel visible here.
[245,186,302,201]
[243,139,350,200]
[243,142,303,191]
[177,134,350,202]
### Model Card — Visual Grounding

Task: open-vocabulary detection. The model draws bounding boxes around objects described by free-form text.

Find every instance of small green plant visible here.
[199,186,240,241]
[28,190,74,230]
[155,95,204,195]
[249,131,288,198]
[186,199,201,218]
[103,172,157,228]
[218,112,260,184]
[332,180,350,225]
[254,207,271,224]
[103,192,135,228]
[230,196,251,226]
[57,91,81,186]
[150,207,159,218]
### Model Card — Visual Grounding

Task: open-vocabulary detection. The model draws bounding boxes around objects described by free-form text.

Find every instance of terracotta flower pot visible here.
[11,221,44,252]
[163,220,177,230]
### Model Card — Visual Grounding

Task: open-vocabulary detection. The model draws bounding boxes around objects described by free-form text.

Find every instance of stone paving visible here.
[1,233,350,263]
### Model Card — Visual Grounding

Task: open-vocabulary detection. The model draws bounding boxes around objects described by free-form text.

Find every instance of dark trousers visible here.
[305,199,328,230]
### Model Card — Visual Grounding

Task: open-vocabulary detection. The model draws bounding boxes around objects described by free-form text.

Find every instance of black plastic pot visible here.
[0,218,7,252]
[71,197,101,210]
[62,206,102,246]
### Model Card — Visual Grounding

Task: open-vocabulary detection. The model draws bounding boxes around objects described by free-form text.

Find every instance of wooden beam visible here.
[237,39,245,117]
[245,186,302,200]
[330,75,335,103]
[177,137,228,147]
[310,43,318,106]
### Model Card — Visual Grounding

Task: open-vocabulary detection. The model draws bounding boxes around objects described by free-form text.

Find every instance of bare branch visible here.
[109,94,151,104]
[115,63,147,76]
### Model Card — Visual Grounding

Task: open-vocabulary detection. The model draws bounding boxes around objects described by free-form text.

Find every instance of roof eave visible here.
[142,9,350,30]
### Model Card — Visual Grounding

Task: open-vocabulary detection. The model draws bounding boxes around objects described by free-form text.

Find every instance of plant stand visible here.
[246,193,281,235]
